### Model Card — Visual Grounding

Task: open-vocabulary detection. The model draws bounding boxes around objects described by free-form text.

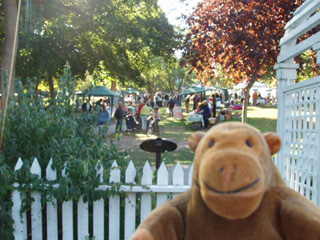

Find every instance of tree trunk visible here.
[241,79,255,123]
[0,0,18,101]
[48,75,55,99]
[111,81,117,92]
[242,89,249,123]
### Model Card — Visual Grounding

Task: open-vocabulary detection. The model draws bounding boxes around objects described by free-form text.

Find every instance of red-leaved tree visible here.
[182,0,304,122]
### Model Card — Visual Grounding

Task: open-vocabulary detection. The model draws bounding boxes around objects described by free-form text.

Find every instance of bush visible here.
[0,64,129,239]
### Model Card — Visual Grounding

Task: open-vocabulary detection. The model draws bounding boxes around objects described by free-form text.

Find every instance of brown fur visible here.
[132,122,320,240]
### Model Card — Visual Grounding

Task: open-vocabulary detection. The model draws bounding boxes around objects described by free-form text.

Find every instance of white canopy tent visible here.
[235,81,267,89]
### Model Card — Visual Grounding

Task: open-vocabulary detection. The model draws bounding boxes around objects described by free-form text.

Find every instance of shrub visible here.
[0,64,129,239]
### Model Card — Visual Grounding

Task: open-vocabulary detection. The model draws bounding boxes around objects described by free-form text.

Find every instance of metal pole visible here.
[156,152,161,170]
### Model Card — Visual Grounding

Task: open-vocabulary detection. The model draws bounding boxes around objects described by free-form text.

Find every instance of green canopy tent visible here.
[179,86,213,102]
[81,86,120,115]
[178,86,210,112]
[87,86,120,97]
[178,86,208,96]
[125,88,139,95]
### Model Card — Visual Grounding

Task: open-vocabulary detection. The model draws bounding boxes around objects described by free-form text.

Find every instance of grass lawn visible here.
[231,105,278,133]
[120,104,278,167]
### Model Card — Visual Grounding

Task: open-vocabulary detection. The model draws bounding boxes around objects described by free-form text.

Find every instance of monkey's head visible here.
[188,122,281,219]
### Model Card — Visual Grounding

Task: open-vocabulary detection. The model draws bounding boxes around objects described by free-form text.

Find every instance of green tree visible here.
[141,57,195,94]
[12,0,181,96]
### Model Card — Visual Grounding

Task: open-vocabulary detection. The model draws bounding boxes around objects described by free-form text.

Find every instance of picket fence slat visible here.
[93,199,104,240]
[157,162,168,207]
[62,201,73,240]
[125,161,137,240]
[11,158,194,240]
[109,160,120,240]
[12,190,27,240]
[62,163,73,240]
[31,158,43,240]
[141,161,152,222]
[12,158,27,240]
[78,196,89,240]
[173,162,184,199]
[141,161,152,185]
[46,159,58,240]
[93,161,104,240]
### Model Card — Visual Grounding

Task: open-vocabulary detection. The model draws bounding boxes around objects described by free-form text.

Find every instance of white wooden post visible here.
[109,161,120,240]
[30,158,42,240]
[156,162,168,207]
[93,161,104,240]
[12,158,27,240]
[172,162,184,199]
[274,62,299,180]
[77,196,89,240]
[125,161,137,240]
[140,161,152,222]
[46,159,58,240]
[62,163,73,240]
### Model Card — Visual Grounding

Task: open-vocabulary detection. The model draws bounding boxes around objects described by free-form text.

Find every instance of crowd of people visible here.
[79,88,277,133]
[113,92,171,133]
[79,90,228,132]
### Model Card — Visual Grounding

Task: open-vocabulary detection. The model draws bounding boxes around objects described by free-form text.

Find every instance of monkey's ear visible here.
[188,131,206,152]
[263,132,282,155]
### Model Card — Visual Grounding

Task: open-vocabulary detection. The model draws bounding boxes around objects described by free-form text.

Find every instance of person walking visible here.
[168,97,175,117]
[212,93,217,118]
[140,103,153,131]
[82,98,92,112]
[193,94,199,110]
[202,100,211,129]
[98,103,109,126]
[185,95,190,113]
[151,107,161,133]
[137,101,145,120]
[252,91,259,106]
[114,102,125,132]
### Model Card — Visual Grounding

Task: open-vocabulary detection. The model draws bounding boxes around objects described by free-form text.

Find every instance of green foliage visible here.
[141,57,196,94]
[0,64,129,239]
[14,0,181,90]
[297,50,320,82]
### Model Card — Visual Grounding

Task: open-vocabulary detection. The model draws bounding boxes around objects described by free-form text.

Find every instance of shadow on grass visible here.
[127,147,194,168]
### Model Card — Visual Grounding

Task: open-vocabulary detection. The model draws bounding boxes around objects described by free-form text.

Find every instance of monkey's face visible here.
[188,122,281,219]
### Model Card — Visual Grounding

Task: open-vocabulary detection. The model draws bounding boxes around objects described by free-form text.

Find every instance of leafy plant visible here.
[0,63,129,239]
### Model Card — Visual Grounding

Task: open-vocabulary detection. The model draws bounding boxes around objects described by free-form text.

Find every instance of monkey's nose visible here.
[220,165,237,184]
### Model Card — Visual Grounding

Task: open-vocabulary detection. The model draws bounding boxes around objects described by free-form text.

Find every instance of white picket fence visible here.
[275,0,320,206]
[12,158,193,240]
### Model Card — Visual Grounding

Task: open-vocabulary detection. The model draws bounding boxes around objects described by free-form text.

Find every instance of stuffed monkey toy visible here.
[131,122,320,240]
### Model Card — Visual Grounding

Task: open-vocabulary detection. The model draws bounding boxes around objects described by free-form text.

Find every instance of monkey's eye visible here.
[209,140,215,148]
[246,140,253,148]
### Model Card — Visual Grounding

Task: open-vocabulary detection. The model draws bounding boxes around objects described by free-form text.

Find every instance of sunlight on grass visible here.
[230,106,277,133]
[119,105,278,167]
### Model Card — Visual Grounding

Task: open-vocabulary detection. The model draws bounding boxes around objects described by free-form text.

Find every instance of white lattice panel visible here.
[283,82,320,204]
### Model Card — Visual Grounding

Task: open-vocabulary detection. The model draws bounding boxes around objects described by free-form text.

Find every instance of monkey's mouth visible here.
[204,178,260,194]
